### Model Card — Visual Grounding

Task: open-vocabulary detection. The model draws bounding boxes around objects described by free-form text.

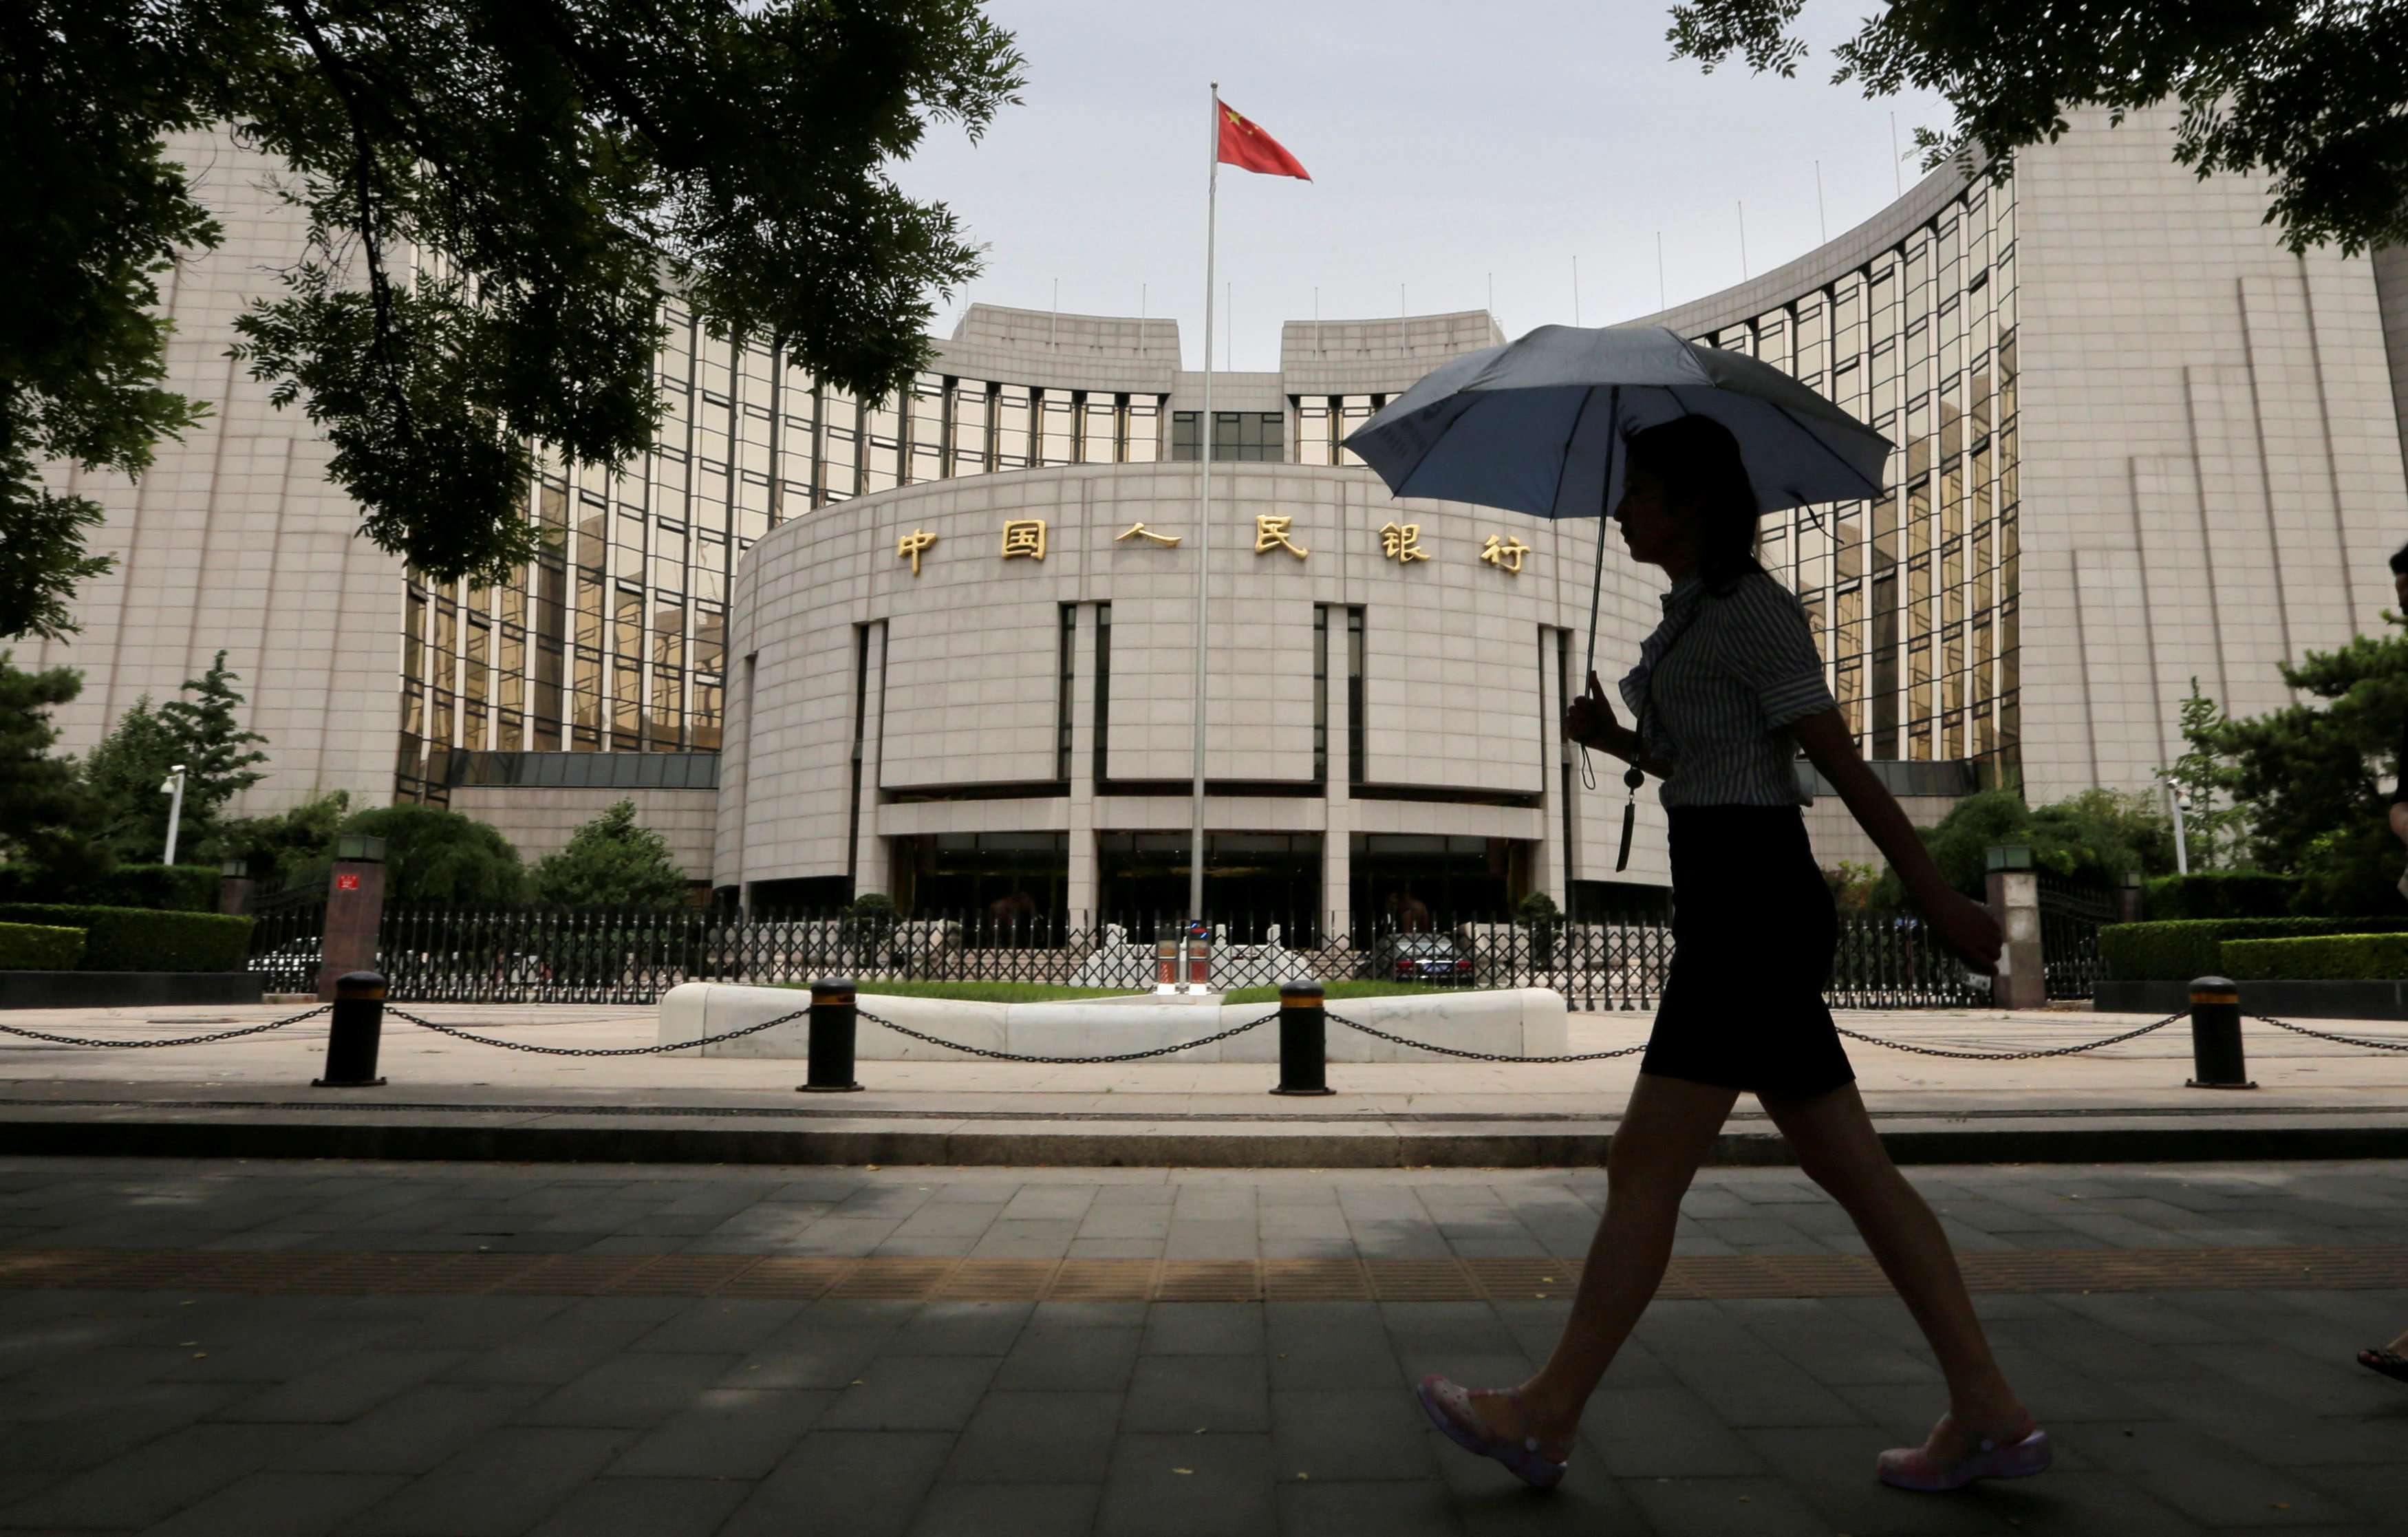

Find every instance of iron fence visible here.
[361,905,1988,1011]
[242,874,329,993]
[2038,877,2118,1000]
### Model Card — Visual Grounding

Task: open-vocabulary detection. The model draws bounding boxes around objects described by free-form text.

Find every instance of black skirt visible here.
[1641,804,1856,1098]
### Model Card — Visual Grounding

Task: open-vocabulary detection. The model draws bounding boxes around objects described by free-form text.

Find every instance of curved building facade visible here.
[30,109,2408,904]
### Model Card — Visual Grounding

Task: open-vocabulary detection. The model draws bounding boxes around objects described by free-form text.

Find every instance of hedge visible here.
[2141,871,2301,921]
[0,863,219,912]
[0,905,252,972]
[0,923,85,971]
[2098,916,2408,981]
[2221,933,2408,981]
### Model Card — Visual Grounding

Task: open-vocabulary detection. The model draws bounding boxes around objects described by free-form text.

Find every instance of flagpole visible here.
[1188,83,1220,924]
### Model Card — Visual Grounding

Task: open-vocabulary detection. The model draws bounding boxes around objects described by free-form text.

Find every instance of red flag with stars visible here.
[1216,103,1311,180]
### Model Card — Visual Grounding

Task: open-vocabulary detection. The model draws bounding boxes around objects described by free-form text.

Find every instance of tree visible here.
[2157,678,2250,871]
[1873,786,2175,907]
[530,798,689,908]
[157,650,269,825]
[340,803,526,903]
[0,653,111,885]
[213,789,351,882]
[1666,2,2408,255]
[2201,623,2408,914]
[78,695,184,859]
[6,2,1025,634]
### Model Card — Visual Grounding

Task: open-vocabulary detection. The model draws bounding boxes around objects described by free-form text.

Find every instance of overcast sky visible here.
[897,1,1950,372]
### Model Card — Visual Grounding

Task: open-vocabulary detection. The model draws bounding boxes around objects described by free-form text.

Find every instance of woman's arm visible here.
[1566,671,1677,780]
[1789,708,2003,974]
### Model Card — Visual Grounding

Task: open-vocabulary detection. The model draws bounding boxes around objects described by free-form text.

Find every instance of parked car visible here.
[1363,934,1478,986]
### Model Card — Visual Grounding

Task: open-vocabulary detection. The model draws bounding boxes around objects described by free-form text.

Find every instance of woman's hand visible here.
[1566,671,1640,758]
[1924,889,2003,976]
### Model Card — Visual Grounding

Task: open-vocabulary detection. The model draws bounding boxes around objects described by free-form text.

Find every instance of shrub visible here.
[0,923,85,970]
[339,804,526,903]
[2142,871,2301,922]
[0,904,252,971]
[2220,934,2408,980]
[2099,916,2408,980]
[0,862,220,910]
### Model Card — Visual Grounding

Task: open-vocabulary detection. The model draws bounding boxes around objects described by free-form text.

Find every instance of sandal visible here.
[1415,1375,1569,1490]
[2358,1348,2408,1384]
[1876,1412,2051,1492]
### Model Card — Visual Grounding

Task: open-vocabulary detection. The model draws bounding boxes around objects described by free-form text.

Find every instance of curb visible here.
[5,1113,2407,1169]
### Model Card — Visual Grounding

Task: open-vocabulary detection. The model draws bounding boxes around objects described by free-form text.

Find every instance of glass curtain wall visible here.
[1721,178,2020,780]
[396,305,1170,803]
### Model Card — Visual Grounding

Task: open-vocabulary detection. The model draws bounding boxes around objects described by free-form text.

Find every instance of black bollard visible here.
[2185,975,2257,1089]
[313,970,389,1088]
[1271,978,1335,1097]
[799,976,864,1093]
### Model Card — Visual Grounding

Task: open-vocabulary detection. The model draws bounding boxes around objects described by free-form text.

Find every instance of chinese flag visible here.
[1217,103,1311,181]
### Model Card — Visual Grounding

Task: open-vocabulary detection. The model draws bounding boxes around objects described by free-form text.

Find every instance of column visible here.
[1531,626,1569,905]
[1065,603,1099,918]
[1322,610,1353,944]
[850,621,890,897]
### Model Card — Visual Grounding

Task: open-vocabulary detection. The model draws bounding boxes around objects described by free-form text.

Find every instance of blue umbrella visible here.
[1342,323,1891,675]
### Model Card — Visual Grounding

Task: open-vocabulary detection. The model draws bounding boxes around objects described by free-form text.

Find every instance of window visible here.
[1056,604,1077,780]
[1169,411,1282,462]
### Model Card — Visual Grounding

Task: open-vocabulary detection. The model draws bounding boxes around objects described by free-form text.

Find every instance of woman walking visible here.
[1415,415,2046,1492]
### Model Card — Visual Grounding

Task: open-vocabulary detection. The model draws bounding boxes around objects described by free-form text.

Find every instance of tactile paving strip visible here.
[0,1244,2398,1300]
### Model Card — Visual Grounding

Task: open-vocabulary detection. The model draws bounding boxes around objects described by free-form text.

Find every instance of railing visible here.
[2037,877,2118,1000]
[361,905,1988,1011]
[242,872,330,993]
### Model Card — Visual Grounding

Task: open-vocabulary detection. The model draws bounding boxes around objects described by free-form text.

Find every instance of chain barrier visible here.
[1323,1010,1648,1063]
[1833,1011,2184,1061]
[2251,1015,2408,1053]
[386,1004,811,1057]
[852,1007,1278,1065]
[0,1004,332,1050]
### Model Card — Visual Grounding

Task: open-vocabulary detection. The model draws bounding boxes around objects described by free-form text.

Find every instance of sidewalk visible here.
[0,1156,2402,1536]
[3,1002,2405,1166]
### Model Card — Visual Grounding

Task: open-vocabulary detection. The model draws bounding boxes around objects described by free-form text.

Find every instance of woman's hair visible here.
[1622,414,1763,594]
[2390,539,2408,577]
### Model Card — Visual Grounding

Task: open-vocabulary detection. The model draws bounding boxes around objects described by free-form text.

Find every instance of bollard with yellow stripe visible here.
[2186,975,2256,1090]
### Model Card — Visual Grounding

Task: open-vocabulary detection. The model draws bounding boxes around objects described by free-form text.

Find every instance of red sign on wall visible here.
[335,873,361,891]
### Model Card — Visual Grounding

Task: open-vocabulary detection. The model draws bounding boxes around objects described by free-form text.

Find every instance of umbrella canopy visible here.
[1342,323,1889,522]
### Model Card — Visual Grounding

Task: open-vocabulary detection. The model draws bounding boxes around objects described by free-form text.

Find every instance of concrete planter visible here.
[2094,978,2408,1022]
[0,971,265,1010]
[657,985,1569,1062]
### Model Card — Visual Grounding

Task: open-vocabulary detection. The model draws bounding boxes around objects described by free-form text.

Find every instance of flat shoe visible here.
[1415,1375,1568,1490]
[2359,1347,2408,1384]
[1876,1413,2051,1492]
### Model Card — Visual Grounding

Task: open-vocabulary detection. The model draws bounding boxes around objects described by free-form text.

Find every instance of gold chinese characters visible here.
[1114,522,1182,546]
[1255,515,1309,558]
[896,529,938,576]
[1377,522,1430,563]
[1480,534,1531,574]
[1000,519,1047,561]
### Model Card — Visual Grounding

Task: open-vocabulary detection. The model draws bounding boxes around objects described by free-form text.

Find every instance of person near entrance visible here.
[1414,416,2046,1492]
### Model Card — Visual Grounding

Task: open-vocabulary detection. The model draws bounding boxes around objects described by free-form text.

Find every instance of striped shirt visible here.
[1620,568,1836,808]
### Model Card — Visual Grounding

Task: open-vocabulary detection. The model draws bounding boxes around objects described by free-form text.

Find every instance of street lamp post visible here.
[160,764,189,867]
[2170,786,2193,877]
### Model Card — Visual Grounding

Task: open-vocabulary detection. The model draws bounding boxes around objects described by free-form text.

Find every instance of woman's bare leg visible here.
[1758,1082,2025,1448]
[1466,1071,1739,1449]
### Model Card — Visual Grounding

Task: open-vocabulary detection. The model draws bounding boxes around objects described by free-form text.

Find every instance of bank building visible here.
[28,107,2408,938]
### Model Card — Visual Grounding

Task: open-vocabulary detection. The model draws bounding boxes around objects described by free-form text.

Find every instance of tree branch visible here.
[279,0,416,443]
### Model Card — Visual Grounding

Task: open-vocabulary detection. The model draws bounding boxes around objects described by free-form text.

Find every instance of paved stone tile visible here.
[278,1383,552,1474]
[1583,1386,1773,1477]
[607,1388,830,1479]
[0,1421,326,1531]
[1126,1354,1271,1433]
[941,1390,1122,1483]
[1096,1432,1276,1537]
[2076,1419,2374,1528]
[996,1324,1141,1391]
[1275,1477,1465,1536]
[1142,1302,1265,1356]
[524,1475,751,1537]
[215,1350,464,1424]
[1271,1388,1439,1481]
[883,1301,1031,1357]
[816,1354,1001,1431]
[720,1430,952,1537]
[623,1298,806,1355]
[342,1426,631,1536]
[1620,1472,1854,1536]
[139,1470,407,1537]
[907,1481,1101,1537]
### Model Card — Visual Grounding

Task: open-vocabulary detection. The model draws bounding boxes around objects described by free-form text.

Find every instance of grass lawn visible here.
[1220,980,1492,1005]
[775,979,1148,1004]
